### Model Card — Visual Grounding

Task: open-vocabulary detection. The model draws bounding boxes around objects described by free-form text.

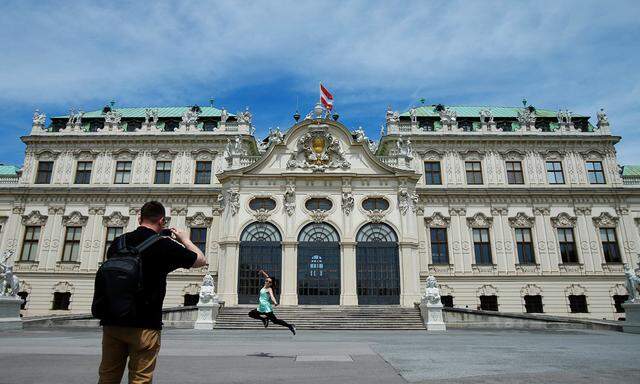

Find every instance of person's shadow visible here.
[246,352,294,359]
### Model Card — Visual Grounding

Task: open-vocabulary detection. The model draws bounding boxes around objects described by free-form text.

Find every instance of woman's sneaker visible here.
[262,318,269,328]
[289,324,296,335]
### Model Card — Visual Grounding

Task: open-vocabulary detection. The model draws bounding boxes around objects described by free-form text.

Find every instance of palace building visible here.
[1,102,639,320]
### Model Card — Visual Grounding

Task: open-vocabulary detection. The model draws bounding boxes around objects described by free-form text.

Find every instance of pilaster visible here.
[340,242,358,306]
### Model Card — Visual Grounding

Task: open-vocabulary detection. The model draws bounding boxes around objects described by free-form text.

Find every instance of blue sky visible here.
[1,1,639,165]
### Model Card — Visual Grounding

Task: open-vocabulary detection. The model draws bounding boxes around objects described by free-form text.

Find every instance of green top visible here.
[400,105,588,118]
[52,106,228,119]
[0,164,19,177]
[257,287,273,313]
[622,165,640,176]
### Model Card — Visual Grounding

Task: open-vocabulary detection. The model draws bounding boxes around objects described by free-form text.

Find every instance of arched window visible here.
[362,198,389,211]
[356,223,398,242]
[249,198,276,211]
[240,222,281,242]
[298,222,339,242]
[305,198,333,211]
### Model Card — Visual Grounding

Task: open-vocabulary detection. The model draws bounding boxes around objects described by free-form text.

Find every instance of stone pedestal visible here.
[194,302,220,330]
[419,300,446,332]
[0,296,23,331]
[622,302,640,334]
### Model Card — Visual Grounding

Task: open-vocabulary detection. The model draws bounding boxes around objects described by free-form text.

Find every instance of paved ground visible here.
[0,328,638,383]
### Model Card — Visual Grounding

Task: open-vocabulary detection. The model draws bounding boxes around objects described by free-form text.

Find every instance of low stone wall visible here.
[440,307,623,332]
[22,305,205,329]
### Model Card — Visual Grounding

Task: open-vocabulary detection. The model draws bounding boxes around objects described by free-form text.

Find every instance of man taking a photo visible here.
[93,201,207,383]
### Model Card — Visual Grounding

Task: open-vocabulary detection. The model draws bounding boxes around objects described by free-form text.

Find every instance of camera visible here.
[160,229,173,237]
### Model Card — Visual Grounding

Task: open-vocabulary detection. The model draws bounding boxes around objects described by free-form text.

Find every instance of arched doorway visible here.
[356,223,400,305]
[297,223,341,305]
[238,222,282,304]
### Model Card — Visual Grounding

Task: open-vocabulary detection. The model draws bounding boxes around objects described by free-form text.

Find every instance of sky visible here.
[1,1,639,166]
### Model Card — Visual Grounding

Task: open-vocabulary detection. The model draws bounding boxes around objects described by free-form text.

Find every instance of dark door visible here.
[237,241,281,304]
[297,242,341,305]
[356,242,400,305]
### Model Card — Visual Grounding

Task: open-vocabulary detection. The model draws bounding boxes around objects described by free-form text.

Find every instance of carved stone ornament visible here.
[186,212,213,228]
[287,130,350,172]
[466,212,493,228]
[227,190,240,216]
[53,281,74,294]
[21,211,48,226]
[550,212,577,228]
[33,109,46,127]
[253,209,271,222]
[341,192,354,216]
[398,189,419,215]
[425,212,450,228]
[102,211,129,227]
[564,284,586,296]
[367,209,386,223]
[592,212,619,228]
[309,210,329,223]
[284,183,296,216]
[520,284,543,297]
[476,284,498,296]
[508,212,535,228]
[62,211,88,227]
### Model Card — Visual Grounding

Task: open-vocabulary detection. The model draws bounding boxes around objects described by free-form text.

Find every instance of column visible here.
[399,243,420,306]
[616,207,639,266]
[575,206,598,272]
[43,207,64,269]
[491,208,508,272]
[217,242,238,306]
[83,207,105,271]
[533,207,554,272]
[449,208,466,272]
[340,241,358,306]
[280,242,299,305]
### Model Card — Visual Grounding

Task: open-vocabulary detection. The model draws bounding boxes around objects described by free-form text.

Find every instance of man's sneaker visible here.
[289,324,296,335]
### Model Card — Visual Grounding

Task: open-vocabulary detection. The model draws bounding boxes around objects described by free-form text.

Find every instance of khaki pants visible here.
[98,326,161,384]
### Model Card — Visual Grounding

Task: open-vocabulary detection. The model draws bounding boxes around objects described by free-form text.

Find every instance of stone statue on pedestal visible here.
[194,274,220,330]
[0,250,19,297]
[419,275,446,331]
[624,264,640,303]
[0,250,22,330]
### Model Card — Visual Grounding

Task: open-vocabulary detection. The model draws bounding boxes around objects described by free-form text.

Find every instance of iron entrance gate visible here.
[297,242,341,305]
[356,223,400,305]
[237,222,282,304]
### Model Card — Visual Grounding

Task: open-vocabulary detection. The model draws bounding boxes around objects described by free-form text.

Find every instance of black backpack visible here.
[91,233,161,322]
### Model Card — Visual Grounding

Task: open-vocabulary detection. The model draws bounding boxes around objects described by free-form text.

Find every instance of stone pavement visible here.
[0,328,638,383]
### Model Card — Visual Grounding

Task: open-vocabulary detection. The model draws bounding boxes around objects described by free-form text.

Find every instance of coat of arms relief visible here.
[286,130,350,172]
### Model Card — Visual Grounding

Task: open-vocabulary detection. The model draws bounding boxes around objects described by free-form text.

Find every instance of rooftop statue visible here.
[104,110,122,126]
[354,127,367,143]
[0,250,20,297]
[268,127,284,145]
[237,107,252,124]
[557,109,572,124]
[439,107,457,123]
[386,106,399,123]
[409,107,417,123]
[597,108,609,125]
[144,108,159,125]
[479,109,494,124]
[33,109,46,126]
[181,109,199,126]
[220,108,229,123]
[517,108,536,125]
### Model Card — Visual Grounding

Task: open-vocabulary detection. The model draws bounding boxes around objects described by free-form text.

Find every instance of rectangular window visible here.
[114,161,132,184]
[613,295,629,313]
[586,161,606,184]
[35,161,54,184]
[430,228,449,264]
[465,161,483,185]
[154,161,172,184]
[104,227,123,260]
[184,294,199,306]
[568,295,588,313]
[190,227,207,254]
[74,161,93,184]
[479,295,498,311]
[506,161,524,184]
[52,292,71,310]
[424,162,442,185]
[20,226,41,261]
[524,295,544,313]
[61,227,82,262]
[473,228,492,264]
[441,295,454,308]
[515,228,535,264]
[557,228,578,263]
[546,161,565,184]
[195,161,212,184]
[600,228,621,263]
[18,291,28,310]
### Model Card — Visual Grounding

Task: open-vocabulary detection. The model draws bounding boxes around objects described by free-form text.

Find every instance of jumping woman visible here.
[248,270,296,335]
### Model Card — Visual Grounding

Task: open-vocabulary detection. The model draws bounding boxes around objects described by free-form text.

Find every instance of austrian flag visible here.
[320,83,333,110]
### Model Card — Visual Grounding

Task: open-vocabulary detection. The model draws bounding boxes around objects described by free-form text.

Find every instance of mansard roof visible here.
[52,106,227,119]
[622,165,640,176]
[400,105,589,118]
[0,164,19,177]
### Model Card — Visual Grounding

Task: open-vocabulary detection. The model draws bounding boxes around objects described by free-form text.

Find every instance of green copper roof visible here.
[52,106,226,119]
[400,105,588,118]
[0,164,19,176]
[622,165,640,176]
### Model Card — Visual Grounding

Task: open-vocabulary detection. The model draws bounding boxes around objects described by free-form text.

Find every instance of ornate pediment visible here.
[62,211,88,227]
[592,212,619,228]
[186,212,213,228]
[425,212,450,228]
[366,209,386,223]
[22,211,48,226]
[286,130,350,172]
[466,212,493,228]
[508,212,535,228]
[550,212,577,228]
[102,211,129,227]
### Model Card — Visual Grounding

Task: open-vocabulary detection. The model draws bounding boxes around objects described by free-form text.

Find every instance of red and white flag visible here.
[320,83,333,110]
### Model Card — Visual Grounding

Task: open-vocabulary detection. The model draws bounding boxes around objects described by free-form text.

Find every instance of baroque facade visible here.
[0,103,639,320]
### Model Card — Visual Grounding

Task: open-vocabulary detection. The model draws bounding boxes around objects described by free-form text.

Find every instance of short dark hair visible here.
[140,201,166,222]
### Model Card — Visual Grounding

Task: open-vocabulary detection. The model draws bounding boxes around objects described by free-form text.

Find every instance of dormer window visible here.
[164,120,179,132]
[249,198,276,211]
[362,198,389,211]
[459,120,473,132]
[305,198,332,211]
